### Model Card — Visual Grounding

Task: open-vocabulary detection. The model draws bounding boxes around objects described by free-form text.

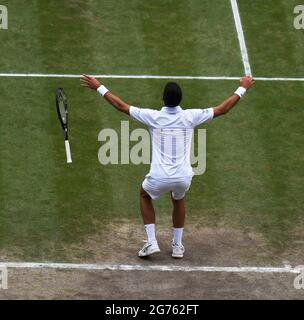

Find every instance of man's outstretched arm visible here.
[80,75,130,115]
[213,76,255,118]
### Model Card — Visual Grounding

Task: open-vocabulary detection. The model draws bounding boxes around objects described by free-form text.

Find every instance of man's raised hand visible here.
[80,74,101,90]
[240,76,255,90]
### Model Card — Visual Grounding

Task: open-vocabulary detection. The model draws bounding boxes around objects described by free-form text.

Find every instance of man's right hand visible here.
[80,74,102,91]
[240,76,255,90]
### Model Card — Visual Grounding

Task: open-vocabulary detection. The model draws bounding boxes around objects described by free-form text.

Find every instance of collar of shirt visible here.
[161,106,182,114]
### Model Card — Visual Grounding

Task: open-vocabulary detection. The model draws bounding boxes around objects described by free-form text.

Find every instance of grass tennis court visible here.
[0,0,303,299]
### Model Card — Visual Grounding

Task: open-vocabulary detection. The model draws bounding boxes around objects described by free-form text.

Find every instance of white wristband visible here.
[234,86,246,98]
[97,85,109,96]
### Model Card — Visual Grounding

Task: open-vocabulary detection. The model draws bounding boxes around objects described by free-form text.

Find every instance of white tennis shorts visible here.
[142,176,192,200]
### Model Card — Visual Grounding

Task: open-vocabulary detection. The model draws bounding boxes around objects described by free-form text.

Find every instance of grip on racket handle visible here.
[65,140,72,163]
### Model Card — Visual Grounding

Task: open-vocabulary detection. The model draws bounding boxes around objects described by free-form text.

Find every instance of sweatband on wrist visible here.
[234,86,247,98]
[97,85,109,96]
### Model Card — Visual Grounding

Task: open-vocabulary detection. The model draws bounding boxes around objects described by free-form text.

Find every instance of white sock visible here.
[173,228,183,245]
[145,224,156,243]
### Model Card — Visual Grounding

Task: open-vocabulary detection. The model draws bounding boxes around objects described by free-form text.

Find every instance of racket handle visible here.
[65,140,72,163]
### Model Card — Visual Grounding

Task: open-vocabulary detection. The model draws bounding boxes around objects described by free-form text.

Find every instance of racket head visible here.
[56,88,68,139]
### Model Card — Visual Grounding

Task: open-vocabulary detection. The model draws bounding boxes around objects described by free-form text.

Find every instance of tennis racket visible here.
[56,88,72,163]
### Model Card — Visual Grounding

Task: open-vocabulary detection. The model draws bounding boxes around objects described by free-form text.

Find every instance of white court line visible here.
[0,73,304,81]
[254,77,304,82]
[0,262,302,274]
[230,0,252,76]
[0,73,240,80]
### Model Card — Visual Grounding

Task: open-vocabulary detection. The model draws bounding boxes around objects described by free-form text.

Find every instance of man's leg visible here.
[140,187,155,225]
[171,195,186,258]
[138,187,160,257]
[171,196,186,229]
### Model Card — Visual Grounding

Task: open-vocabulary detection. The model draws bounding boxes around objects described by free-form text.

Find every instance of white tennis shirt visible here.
[129,105,214,180]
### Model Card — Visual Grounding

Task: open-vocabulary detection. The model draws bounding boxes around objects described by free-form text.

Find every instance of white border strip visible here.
[0,73,304,81]
[0,262,301,274]
[230,0,252,76]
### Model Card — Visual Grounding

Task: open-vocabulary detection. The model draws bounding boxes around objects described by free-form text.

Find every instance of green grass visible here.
[1,0,242,75]
[238,0,304,77]
[0,0,303,261]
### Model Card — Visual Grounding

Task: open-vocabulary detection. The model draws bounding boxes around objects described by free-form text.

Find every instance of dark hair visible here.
[163,82,182,107]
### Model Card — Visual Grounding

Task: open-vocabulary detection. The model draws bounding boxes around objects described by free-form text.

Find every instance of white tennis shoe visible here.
[172,242,185,258]
[138,240,160,257]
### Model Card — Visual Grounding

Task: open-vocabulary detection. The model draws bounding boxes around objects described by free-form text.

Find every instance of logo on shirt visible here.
[0,5,8,30]
[98,121,207,176]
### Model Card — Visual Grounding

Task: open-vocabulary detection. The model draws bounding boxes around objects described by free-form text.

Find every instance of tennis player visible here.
[80,75,255,258]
